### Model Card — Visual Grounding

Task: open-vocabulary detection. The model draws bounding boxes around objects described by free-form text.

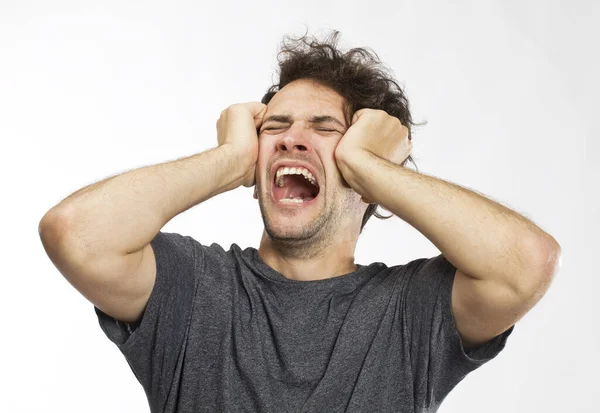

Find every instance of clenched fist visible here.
[216,102,268,187]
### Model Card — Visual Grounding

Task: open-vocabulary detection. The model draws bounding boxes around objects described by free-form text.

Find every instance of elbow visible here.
[39,205,77,235]
[531,233,562,280]
[516,234,562,302]
[39,207,81,258]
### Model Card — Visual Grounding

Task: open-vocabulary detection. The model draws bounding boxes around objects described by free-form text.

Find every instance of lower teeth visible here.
[280,198,304,203]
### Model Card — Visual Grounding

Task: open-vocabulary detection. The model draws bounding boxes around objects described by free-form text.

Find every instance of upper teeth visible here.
[276,166,317,187]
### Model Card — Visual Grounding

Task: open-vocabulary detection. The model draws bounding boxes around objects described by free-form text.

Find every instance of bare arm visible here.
[334,109,561,348]
[339,151,560,347]
[40,145,246,259]
[39,102,267,323]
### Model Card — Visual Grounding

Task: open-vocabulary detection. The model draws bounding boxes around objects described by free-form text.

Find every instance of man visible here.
[39,31,561,412]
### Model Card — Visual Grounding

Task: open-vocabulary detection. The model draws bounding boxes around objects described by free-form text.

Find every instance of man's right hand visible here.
[216,102,268,187]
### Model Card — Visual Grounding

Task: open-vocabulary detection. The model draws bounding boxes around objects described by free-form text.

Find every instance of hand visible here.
[334,108,412,203]
[216,102,268,187]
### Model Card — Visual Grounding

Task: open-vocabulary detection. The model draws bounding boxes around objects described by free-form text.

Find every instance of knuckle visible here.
[401,124,409,136]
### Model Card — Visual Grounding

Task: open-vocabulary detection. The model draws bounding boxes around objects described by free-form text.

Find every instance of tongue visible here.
[275,175,317,201]
[286,185,311,199]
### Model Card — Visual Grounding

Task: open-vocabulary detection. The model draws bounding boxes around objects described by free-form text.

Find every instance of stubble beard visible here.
[257,184,341,260]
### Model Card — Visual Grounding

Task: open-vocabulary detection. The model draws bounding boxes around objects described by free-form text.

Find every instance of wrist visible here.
[336,148,368,182]
[218,144,255,187]
[336,149,376,197]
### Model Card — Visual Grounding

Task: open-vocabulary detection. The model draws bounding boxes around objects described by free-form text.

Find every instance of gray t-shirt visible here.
[95,231,514,412]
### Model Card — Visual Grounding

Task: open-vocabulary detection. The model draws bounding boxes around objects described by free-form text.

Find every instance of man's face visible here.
[254,79,366,247]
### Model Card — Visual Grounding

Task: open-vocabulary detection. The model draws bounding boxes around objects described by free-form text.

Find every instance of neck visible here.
[257,230,359,281]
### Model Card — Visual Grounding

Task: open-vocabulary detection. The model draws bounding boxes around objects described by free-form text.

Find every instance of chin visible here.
[257,183,333,243]
[264,214,319,241]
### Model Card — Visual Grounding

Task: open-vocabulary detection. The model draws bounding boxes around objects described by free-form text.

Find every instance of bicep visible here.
[451,268,527,349]
[68,243,157,325]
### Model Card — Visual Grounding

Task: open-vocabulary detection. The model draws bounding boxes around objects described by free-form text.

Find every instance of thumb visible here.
[247,102,267,128]
[361,196,375,204]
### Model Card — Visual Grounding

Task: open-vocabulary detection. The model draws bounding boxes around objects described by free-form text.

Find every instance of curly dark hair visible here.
[261,29,424,232]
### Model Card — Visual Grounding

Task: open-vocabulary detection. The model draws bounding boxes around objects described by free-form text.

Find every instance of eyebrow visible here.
[262,114,346,129]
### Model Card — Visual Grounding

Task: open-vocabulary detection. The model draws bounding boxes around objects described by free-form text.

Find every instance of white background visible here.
[1,0,597,412]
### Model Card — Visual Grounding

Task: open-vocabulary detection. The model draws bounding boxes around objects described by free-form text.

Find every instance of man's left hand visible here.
[334,109,412,203]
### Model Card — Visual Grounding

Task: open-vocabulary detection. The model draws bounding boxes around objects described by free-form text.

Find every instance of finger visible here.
[351,108,370,124]
[245,102,267,117]
[254,114,266,129]
[251,104,268,129]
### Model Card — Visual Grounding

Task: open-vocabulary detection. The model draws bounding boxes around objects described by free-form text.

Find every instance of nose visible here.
[276,134,312,154]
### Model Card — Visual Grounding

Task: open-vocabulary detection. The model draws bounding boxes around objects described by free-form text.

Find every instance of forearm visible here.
[40,144,245,258]
[338,151,560,290]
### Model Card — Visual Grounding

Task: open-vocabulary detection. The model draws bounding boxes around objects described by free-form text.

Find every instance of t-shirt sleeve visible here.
[93,230,200,407]
[402,253,514,409]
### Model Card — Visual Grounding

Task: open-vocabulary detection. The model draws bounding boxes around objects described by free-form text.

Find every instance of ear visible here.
[253,186,258,199]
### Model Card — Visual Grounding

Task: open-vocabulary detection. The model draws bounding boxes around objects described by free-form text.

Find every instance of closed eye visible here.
[261,126,339,133]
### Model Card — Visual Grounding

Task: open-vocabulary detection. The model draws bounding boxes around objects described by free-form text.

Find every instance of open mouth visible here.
[272,165,320,205]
